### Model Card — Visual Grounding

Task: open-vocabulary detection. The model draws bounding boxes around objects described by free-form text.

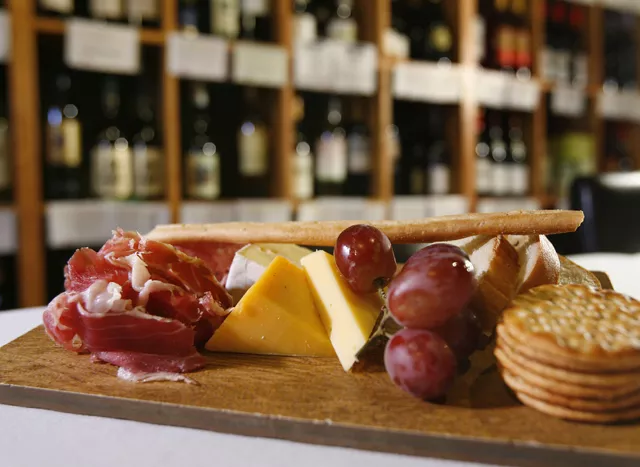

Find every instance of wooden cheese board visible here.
[0,263,638,467]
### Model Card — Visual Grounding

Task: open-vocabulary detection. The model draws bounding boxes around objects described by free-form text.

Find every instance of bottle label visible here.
[515,30,531,69]
[476,157,492,194]
[0,119,10,190]
[113,143,133,199]
[347,133,371,174]
[239,123,268,177]
[90,0,123,19]
[293,150,313,200]
[572,53,588,87]
[91,144,116,198]
[40,0,74,13]
[496,26,516,68]
[316,132,347,182]
[428,164,450,195]
[241,0,269,15]
[326,18,358,43]
[492,164,510,196]
[186,151,220,200]
[134,145,164,198]
[541,48,557,81]
[127,0,159,22]
[410,168,424,195]
[62,119,82,168]
[510,164,530,195]
[293,13,317,44]
[212,0,240,39]
[428,24,453,53]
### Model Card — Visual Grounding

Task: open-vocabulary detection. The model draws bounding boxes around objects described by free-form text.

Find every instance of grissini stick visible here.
[145,210,584,247]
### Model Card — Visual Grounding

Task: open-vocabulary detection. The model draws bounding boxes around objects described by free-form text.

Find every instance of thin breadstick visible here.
[145,210,583,247]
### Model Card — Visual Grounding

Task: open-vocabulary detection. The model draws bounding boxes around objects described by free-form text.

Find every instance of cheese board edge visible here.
[0,353,637,467]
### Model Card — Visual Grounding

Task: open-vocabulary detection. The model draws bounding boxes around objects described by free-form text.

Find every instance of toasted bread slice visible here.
[506,234,560,293]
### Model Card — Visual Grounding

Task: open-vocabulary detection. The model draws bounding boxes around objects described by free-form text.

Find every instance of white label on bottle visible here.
[511,164,530,196]
[212,0,240,39]
[127,0,159,22]
[555,50,571,85]
[134,145,163,198]
[232,42,288,88]
[41,0,74,13]
[65,19,140,75]
[293,151,314,200]
[62,119,82,168]
[551,85,586,117]
[326,18,358,43]
[90,0,123,19]
[239,123,268,176]
[187,151,220,200]
[541,48,557,81]
[347,133,371,174]
[0,11,9,64]
[241,0,269,15]
[0,119,10,190]
[167,32,229,82]
[428,164,450,195]
[113,143,133,199]
[316,132,347,182]
[293,13,317,45]
[492,164,510,196]
[573,53,588,87]
[476,157,492,194]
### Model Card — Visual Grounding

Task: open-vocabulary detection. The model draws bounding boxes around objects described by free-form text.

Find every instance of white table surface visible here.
[0,253,637,467]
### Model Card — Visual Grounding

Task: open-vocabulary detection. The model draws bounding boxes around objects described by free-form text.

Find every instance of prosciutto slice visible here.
[43,229,232,382]
[169,241,243,283]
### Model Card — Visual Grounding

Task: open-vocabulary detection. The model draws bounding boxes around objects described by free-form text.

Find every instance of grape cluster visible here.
[335,226,480,401]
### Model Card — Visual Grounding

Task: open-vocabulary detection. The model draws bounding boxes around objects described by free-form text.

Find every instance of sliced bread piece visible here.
[506,234,560,293]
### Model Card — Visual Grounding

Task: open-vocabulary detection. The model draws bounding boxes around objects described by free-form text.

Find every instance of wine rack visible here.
[2,0,640,307]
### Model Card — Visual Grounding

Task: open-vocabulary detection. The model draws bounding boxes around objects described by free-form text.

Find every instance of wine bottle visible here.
[424,108,450,195]
[180,0,203,34]
[0,75,10,202]
[315,96,347,196]
[345,98,371,196]
[89,0,124,22]
[506,114,529,196]
[185,83,221,200]
[489,0,515,73]
[408,134,425,196]
[488,111,508,196]
[326,0,358,43]
[211,0,240,39]
[132,82,164,200]
[511,0,531,80]
[475,109,492,197]
[127,0,160,27]
[91,76,133,200]
[406,0,426,60]
[45,72,83,200]
[423,0,454,64]
[39,0,74,16]
[568,3,587,87]
[293,0,318,45]
[237,87,269,197]
[293,95,313,200]
[240,0,270,41]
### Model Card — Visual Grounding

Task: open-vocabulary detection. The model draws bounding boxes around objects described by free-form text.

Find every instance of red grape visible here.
[388,247,476,329]
[432,308,482,361]
[384,328,456,400]
[334,224,397,293]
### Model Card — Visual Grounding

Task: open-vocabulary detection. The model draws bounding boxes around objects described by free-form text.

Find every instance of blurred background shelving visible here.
[1,0,640,306]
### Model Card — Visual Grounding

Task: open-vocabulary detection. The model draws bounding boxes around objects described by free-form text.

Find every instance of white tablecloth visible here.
[0,254,637,467]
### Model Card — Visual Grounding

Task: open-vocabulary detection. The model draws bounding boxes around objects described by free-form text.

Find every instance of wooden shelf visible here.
[33,17,165,45]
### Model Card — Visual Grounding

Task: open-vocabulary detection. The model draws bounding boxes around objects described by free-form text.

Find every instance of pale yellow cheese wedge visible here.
[207,256,334,357]
[301,250,383,371]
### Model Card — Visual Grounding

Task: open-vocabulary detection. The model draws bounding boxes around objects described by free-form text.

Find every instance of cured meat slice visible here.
[43,230,232,382]
[170,241,243,283]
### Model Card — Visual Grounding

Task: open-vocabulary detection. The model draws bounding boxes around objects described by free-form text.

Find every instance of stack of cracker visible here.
[496,284,640,423]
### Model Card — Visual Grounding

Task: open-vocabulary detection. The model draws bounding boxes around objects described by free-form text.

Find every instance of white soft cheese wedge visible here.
[225,243,312,303]
[301,250,383,372]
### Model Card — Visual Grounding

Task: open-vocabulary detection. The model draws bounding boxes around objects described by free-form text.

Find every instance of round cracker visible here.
[496,333,640,387]
[502,370,640,412]
[514,391,640,424]
[495,346,640,399]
